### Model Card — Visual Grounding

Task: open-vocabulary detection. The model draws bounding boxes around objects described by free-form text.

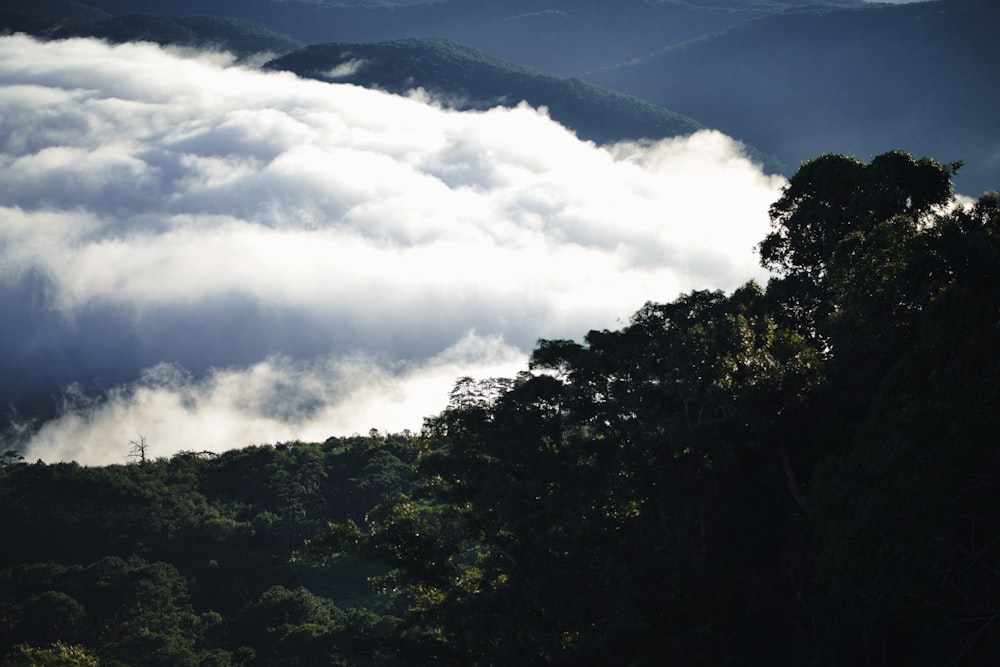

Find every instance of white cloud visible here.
[23,332,526,466]
[321,58,366,80]
[0,35,786,464]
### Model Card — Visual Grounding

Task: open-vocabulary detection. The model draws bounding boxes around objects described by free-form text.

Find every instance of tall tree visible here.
[758,150,959,346]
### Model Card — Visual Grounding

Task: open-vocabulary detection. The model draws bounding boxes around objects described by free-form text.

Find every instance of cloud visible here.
[0,35,785,465]
[21,332,526,466]
[321,58,367,80]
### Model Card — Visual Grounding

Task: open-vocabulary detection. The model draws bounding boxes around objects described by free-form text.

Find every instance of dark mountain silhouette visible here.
[585,0,1000,194]
[0,8,302,57]
[265,38,711,149]
[16,0,865,75]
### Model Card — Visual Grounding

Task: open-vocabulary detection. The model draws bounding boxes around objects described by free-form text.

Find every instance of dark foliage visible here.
[299,152,1000,665]
[0,9,301,58]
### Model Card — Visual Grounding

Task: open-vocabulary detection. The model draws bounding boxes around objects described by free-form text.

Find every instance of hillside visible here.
[585,0,1000,194]
[13,0,866,75]
[265,38,709,148]
[0,9,302,57]
[0,11,743,156]
[0,433,421,666]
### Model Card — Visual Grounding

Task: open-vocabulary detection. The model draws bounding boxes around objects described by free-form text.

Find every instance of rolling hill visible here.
[585,0,1000,194]
[264,38,711,148]
[0,8,302,57]
[11,0,867,75]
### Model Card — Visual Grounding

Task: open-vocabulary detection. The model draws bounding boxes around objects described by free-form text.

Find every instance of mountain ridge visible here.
[2,0,994,188]
[264,38,723,151]
[585,0,999,193]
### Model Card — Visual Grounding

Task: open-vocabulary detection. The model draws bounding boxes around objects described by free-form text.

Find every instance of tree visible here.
[18,591,87,647]
[127,435,149,465]
[758,150,960,347]
[1,449,24,466]
[234,586,347,666]
[295,151,998,665]
[803,190,1000,664]
[13,641,99,667]
[302,285,829,664]
[760,151,958,280]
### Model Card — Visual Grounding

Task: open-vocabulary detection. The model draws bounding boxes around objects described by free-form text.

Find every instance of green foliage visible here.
[12,641,100,667]
[760,151,958,281]
[0,434,421,665]
[759,150,959,357]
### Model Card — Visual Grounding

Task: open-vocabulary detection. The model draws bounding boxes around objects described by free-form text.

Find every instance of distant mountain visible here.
[0,9,302,57]
[585,0,1000,194]
[27,0,867,75]
[265,38,711,149]
[2,0,111,22]
[0,6,740,156]
[3,0,995,192]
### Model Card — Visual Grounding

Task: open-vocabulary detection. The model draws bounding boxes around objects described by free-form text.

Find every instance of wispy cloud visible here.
[321,58,366,79]
[22,333,525,465]
[0,35,784,465]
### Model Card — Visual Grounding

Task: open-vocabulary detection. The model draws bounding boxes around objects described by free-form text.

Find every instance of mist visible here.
[0,35,785,466]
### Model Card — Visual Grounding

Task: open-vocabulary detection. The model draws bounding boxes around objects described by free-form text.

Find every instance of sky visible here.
[0,35,786,466]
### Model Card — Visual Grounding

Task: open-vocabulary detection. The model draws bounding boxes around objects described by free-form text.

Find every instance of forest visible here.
[3,151,999,665]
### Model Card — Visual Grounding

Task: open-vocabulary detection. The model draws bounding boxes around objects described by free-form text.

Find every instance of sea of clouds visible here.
[0,35,785,465]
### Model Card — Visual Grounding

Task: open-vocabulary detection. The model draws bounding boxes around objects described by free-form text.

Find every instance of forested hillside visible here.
[0,10,302,58]
[264,39,707,147]
[1,432,421,666]
[587,0,1000,195]
[7,0,865,74]
[4,151,999,664]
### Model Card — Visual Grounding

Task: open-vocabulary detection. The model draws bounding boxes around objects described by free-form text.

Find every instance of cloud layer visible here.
[0,35,784,465]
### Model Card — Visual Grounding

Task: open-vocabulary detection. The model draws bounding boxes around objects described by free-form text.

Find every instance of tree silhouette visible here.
[127,435,149,465]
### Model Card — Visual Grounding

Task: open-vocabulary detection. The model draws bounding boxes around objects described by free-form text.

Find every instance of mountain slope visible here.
[34,0,866,75]
[586,0,999,193]
[0,10,302,57]
[265,38,711,148]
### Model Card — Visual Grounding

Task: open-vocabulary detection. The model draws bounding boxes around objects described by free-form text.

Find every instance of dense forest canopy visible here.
[3,151,998,665]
